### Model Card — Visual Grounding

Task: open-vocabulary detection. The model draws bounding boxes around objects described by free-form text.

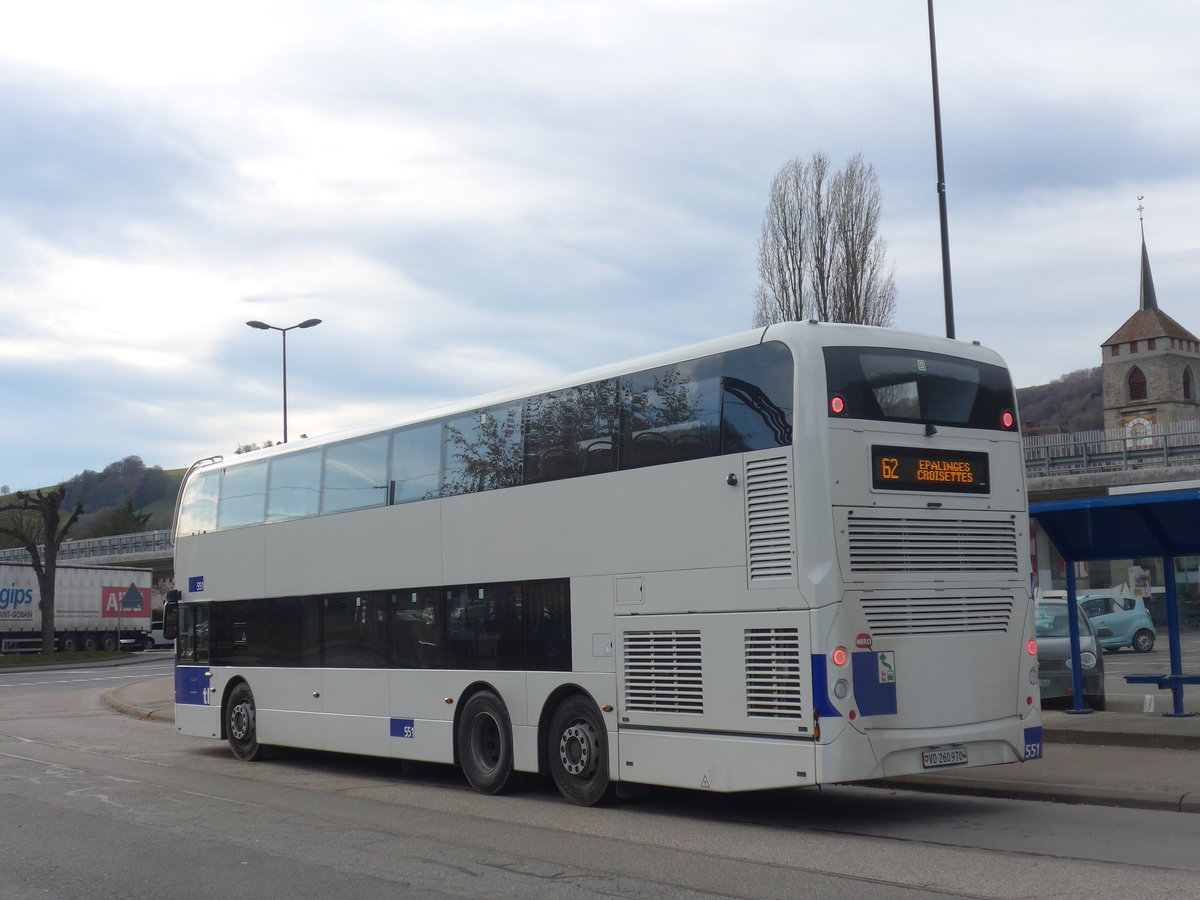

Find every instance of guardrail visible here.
[0,528,173,564]
[1024,419,1200,478]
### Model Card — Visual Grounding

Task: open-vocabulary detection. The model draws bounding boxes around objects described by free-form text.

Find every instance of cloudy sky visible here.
[2,1,1198,491]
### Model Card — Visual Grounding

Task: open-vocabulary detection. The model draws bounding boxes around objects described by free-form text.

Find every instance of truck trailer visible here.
[0,563,153,653]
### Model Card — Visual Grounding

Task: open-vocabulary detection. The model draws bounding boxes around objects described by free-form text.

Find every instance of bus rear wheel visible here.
[547,695,614,806]
[226,683,265,762]
[457,690,515,794]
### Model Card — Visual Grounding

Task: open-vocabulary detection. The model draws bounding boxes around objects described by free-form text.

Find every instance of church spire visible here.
[1138,196,1159,311]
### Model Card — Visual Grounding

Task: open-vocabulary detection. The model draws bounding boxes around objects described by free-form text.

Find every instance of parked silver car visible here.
[1035,598,1107,710]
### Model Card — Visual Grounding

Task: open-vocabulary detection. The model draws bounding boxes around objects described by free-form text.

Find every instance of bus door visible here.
[175,603,214,710]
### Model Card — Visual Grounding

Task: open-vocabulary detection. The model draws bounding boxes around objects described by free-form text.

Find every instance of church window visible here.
[1111,345,1120,357]
[1148,338,1156,350]
[1185,368,1194,401]
[1130,341,1139,353]
[1128,367,1147,401]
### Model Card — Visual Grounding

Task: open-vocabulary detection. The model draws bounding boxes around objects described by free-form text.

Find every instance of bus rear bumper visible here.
[847,716,1036,781]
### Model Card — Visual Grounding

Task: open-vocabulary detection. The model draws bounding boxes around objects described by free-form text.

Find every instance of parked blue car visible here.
[1078,591,1157,652]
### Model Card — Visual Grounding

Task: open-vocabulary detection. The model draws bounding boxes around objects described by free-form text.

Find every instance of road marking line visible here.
[0,672,165,689]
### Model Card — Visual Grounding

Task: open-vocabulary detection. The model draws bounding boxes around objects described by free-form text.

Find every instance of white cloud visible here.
[2,1,1200,489]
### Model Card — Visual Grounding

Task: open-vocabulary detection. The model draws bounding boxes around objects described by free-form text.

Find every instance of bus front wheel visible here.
[547,695,614,806]
[457,690,515,794]
[226,683,265,762]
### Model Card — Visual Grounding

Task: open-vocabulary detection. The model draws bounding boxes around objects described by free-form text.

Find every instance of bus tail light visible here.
[1001,409,1016,430]
[1026,639,1037,656]
[831,646,848,667]
[829,394,847,416]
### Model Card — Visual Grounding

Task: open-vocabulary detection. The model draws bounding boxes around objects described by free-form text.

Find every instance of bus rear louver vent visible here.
[847,516,1020,574]
[745,627,804,719]
[623,630,704,714]
[860,595,1014,636]
[745,456,795,583]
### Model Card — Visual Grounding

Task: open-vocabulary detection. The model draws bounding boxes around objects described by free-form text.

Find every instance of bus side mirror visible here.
[163,590,180,640]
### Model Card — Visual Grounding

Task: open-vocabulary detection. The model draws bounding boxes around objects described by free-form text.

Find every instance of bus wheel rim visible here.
[230,702,254,742]
[559,721,595,777]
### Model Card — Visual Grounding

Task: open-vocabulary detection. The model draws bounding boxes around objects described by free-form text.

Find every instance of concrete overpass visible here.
[1024,419,1200,501]
[0,528,174,584]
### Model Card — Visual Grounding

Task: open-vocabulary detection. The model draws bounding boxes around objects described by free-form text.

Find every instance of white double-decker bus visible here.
[166,321,1042,805]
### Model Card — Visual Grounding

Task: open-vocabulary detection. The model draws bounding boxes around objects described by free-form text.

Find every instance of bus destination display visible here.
[871,445,990,494]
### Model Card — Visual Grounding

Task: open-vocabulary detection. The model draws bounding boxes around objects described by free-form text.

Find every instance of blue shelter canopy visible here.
[1032,487,1200,561]
[1031,488,1200,716]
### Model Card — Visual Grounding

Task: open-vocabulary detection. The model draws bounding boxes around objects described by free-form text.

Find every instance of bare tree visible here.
[752,159,808,326]
[0,487,85,653]
[753,152,896,328]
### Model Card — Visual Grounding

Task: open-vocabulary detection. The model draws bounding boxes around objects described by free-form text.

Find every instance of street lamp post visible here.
[245,318,322,443]
[927,0,955,340]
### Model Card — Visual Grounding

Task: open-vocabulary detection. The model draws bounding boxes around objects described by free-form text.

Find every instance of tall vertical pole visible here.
[928,0,956,339]
[281,328,289,444]
[1063,563,1093,714]
[1162,557,1191,717]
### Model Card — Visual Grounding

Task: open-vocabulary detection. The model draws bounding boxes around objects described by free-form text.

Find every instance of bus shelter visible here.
[1031,487,1200,717]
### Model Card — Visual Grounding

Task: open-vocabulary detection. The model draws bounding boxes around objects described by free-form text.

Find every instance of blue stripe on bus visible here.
[810,655,842,718]
[1023,726,1043,760]
[175,666,211,706]
[852,651,898,717]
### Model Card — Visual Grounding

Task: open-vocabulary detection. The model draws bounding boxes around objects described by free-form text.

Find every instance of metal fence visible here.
[1024,419,1200,477]
[0,528,173,564]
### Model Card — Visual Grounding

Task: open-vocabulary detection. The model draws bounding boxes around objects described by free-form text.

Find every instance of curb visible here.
[1044,726,1200,752]
[871,776,1200,815]
[101,686,173,724]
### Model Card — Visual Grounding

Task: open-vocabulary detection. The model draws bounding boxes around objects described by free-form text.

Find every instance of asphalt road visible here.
[3,663,1200,898]
[0,657,173,697]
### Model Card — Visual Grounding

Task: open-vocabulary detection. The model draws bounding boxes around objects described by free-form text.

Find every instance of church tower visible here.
[1101,204,1200,434]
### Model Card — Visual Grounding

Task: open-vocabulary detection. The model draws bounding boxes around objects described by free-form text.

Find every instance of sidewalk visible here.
[881,707,1200,814]
[101,673,1200,814]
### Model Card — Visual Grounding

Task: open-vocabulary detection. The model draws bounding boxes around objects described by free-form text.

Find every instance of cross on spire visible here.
[1138,195,1158,311]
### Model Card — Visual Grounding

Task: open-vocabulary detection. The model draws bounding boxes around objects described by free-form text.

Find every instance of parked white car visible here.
[146,627,173,649]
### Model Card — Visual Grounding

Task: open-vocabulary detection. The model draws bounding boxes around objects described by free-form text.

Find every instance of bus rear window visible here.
[824,346,1016,430]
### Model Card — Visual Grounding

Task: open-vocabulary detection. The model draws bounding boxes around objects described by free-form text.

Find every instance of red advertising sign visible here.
[101,584,151,619]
